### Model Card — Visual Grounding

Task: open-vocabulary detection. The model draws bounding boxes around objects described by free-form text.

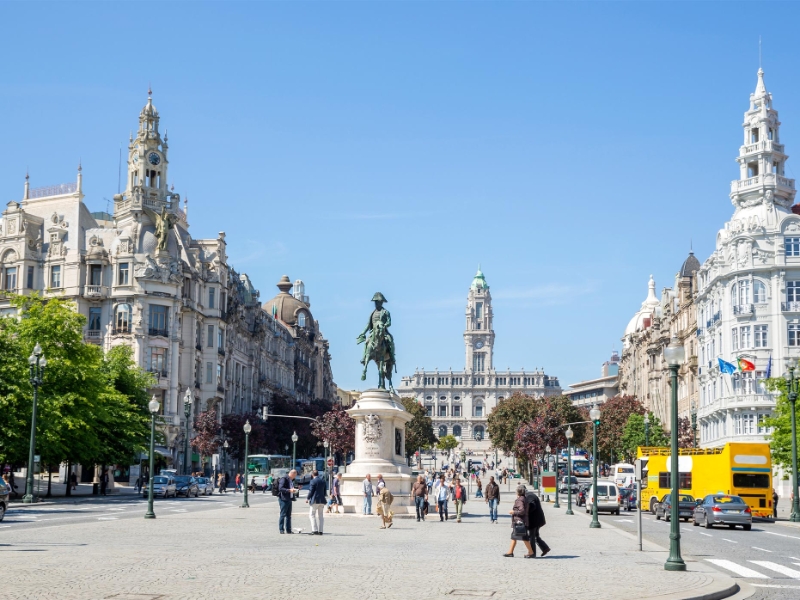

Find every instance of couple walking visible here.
[505,485,550,558]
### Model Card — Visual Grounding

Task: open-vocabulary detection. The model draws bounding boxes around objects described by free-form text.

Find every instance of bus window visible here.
[733,473,769,488]
[658,472,692,489]
[248,457,269,474]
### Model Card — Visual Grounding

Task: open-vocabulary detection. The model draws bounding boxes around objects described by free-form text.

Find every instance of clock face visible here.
[475,341,484,349]
[148,152,161,166]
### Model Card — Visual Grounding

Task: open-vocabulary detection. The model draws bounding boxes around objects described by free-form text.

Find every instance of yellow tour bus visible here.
[636,442,772,518]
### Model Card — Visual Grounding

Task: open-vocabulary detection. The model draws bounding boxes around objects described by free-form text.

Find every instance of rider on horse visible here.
[357,292,397,391]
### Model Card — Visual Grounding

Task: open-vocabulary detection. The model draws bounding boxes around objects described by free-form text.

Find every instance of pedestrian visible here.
[377,486,394,529]
[278,469,299,534]
[265,474,273,494]
[327,473,343,514]
[305,470,327,535]
[412,474,428,522]
[451,477,467,523]
[134,475,141,494]
[70,471,77,492]
[433,475,449,521]
[504,485,534,558]
[485,476,500,523]
[100,469,108,496]
[773,489,779,518]
[362,474,374,515]
[476,475,483,499]
[235,473,242,493]
[375,473,386,492]
[526,489,551,557]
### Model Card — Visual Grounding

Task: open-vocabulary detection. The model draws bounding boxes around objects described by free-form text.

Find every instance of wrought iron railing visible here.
[149,327,169,338]
[29,182,77,199]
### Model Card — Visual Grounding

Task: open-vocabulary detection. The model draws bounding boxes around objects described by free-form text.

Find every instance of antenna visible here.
[759,36,762,69]
[117,144,122,194]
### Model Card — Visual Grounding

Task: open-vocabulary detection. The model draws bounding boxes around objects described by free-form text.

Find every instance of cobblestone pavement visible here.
[1,485,738,600]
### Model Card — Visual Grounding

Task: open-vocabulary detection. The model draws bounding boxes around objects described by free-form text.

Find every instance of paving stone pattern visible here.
[1,486,735,600]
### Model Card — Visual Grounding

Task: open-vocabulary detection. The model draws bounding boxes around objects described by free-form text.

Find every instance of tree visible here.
[763,377,800,471]
[400,397,437,457]
[676,416,696,449]
[516,413,562,464]
[192,407,221,465]
[437,435,459,452]
[620,412,669,461]
[591,395,645,462]
[221,412,268,461]
[311,406,355,458]
[487,393,542,454]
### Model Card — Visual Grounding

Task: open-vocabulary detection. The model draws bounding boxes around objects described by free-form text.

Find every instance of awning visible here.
[154,446,173,459]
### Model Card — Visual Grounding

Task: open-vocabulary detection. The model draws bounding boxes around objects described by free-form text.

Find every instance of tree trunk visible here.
[46,465,52,498]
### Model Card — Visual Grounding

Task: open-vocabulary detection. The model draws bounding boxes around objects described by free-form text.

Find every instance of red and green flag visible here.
[737,358,756,372]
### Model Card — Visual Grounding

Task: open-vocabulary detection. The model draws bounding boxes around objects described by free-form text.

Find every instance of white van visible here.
[586,481,620,515]
[610,463,636,488]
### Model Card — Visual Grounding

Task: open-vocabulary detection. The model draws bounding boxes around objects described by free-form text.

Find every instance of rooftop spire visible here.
[754,67,768,99]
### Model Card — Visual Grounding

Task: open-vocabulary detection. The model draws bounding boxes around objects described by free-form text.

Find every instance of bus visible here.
[637,443,772,518]
[245,454,292,488]
[610,463,636,488]
[570,456,591,478]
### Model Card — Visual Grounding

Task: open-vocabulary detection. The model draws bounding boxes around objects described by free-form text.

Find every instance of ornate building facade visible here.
[695,69,794,448]
[399,269,562,450]
[0,93,336,474]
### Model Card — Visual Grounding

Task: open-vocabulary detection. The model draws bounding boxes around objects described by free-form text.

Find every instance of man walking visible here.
[433,475,449,521]
[485,475,500,523]
[278,469,299,534]
[526,488,551,557]
[451,477,467,523]
[100,469,108,496]
[412,475,428,522]
[773,489,779,518]
[305,470,327,535]
[362,474,374,515]
[327,472,342,514]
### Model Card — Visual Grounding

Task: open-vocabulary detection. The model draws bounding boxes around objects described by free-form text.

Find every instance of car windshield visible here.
[153,477,168,484]
[679,495,695,502]
[713,495,744,504]
[596,485,608,496]
[174,476,191,484]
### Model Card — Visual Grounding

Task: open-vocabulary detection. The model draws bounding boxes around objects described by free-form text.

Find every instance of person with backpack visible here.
[278,469,299,534]
[526,489,551,557]
[451,477,467,523]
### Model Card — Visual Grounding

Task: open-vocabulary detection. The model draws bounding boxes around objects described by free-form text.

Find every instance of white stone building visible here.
[566,351,620,408]
[0,93,336,478]
[399,269,562,451]
[695,69,795,448]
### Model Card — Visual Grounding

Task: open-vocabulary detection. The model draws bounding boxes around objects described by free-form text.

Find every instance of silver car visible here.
[142,475,176,498]
[693,494,752,530]
[195,477,214,496]
[559,476,579,494]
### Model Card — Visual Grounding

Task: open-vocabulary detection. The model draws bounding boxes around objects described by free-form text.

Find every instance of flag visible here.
[718,358,737,374]
[738,357,756,372]
[766,354,772,379]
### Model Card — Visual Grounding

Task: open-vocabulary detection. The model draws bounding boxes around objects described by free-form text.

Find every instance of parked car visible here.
[619,488,637,511]
[576,484,590,507]
[174,476,200,498]
[655,493,696,522]
[0,478,10,521]
[195,477,214,496]
[142,475,176,498]
[586,481,620,515]
[693,494,752,530]
[559,476,579,494]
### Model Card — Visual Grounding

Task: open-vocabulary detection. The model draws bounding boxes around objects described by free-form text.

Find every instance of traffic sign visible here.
[327,458,334,467]
[34,455,40,463]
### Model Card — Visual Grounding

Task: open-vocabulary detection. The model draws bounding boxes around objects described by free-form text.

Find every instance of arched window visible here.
[474,403,484,417]
[438,425,447,438]
[453,425,462,437]
[298,313,306,328]
[474,425,485,441]
[115,303,132,333]
[754,280,767,304]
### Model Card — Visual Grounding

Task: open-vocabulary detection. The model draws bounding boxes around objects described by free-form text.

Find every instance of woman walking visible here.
[475,476,483,498]
[504,485,534,558]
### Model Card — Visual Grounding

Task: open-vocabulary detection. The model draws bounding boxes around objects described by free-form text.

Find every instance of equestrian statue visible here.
[357,292,397,392]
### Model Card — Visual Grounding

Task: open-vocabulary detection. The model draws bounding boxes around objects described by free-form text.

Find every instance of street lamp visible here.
[691,401,698,449]
[241,420,251,508]
[545,445,551,502]
[23,343,46,504]
[644,412,650,447]
[782,359,800,522]
[145,396,160,519]
[222,440,229,479]
[323,440,330,487]
[183,388,192,476]
[565,427,574,515]
[663,335,686,571]
[291,431,298,468]
[552,443,561,509]
[589,404,601,529]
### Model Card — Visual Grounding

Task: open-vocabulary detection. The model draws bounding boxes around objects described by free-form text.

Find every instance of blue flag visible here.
[718,358,737,374]
[766,354,772,379]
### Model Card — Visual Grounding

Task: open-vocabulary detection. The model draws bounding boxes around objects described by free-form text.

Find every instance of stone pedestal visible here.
[340,388,414,511]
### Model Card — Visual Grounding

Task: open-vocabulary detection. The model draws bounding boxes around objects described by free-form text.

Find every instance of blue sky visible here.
[3,1,800,392]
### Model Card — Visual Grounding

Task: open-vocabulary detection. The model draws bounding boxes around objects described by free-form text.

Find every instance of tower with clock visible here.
[124,89,170,202]
[464,267,494,373]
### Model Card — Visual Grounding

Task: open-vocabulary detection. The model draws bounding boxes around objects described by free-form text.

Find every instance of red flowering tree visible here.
[192,408,221,467]
[584,395,645,462]
[516,413,563,465]
[311,406,355,459]
[676,416,696,449]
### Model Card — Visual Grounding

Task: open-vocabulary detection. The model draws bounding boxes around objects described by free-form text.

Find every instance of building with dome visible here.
[0,92,335,479]
[398,269,562,451]
[617,254,700,428]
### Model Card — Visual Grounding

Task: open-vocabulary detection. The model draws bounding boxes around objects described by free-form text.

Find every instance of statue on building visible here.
[357,292,397,391]
[143,205,177,252]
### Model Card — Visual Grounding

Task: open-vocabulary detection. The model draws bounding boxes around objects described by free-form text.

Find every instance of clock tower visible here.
[464,267,494,372]
[123,89,170,201]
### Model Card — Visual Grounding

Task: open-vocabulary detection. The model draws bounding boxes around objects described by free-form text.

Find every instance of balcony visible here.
[85,329,102,343]
[696,328,704,337]
[217,347,225,357]
[731,173,795,194]
[148,369,168,379]
[741,140,785,155]
[85,285,107,298]
[733,304,754,316]
[698,393,775,420]
[111,327,131,336]
[782,301,800,312]
[217,384,225,393]
[149,327,169,338]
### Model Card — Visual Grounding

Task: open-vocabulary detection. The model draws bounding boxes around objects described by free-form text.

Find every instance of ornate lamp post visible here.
[23,343,46,504]
[553,443,561,508]
[664,335,686,571]
[241,420,251,508]
[145,396,160,519]
[222,440,229,478]
[323,440,330,487]
[183,388,192,475]
[589,404,601,529]
[691,401,698,449]
[545,445,551,502]
[291,431,298,468]
[565,427,574,515]
[782,359,800,522]
[644,412,650,447]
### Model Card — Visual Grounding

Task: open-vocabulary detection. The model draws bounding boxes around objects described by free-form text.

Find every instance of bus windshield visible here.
[247,455,291,475]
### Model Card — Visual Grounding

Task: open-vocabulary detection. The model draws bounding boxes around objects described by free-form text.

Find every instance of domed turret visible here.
[264,275,313,328]
[680,251,700,278]
[624,275,660,337]
[471,267,489,290]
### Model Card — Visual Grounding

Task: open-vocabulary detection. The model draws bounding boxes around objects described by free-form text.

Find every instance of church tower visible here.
[464,268,494,372]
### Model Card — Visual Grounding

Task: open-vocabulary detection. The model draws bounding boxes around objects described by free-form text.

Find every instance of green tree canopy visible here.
[401,397,437,456]
[763,377,800,471]
[587,395,645,462]
[437,435,459,452]
[486,393,541,454]
[620,412,669,461]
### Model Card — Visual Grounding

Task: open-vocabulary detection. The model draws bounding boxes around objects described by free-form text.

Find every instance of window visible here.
[118,262,129,285]
[3,267,16,291]
[786,237,800,257]
[150,347,167,375]
[452,425,462,437]
[209,288,215,309]
[115,304,132,333]
[734,280,750,306]
[754,325,768,348]
[298,313,306,328]
[473,353,485,372]
[149,305,169,336]
[731,327,738,351]
[89,265,102,286]
[789,323,800,346]
[50,265,61,288]
[438,405,447,417]
[659,472,692,489]
[742,412,755,434]
[475,302,483,319]
[88,307,101,331]
[453,405,461,417]
[438,425,447,438]
[748,162,759,177]
[751,128,759,143]
[733,473,770,488]
[425,405,432,417]
[217,364,223,386]
[218,328,224,348]
[207,325,214,347]
[26,266,34,289]
[740,326,751,348]
[206,362,213,384]
[475,405,483,417]
[769,128,774,141]
[789,281,800,302]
